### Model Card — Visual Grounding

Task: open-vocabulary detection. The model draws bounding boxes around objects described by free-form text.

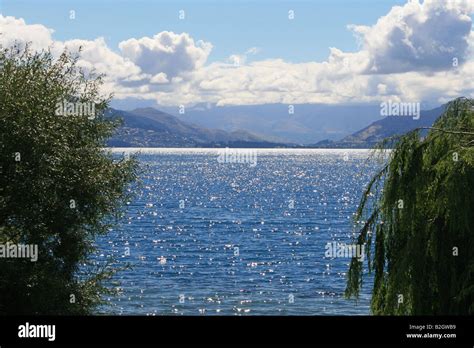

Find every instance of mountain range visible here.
[164,103,384,144]
[314,104,446,148]
[105,103,447,148]
[105,107,286,148]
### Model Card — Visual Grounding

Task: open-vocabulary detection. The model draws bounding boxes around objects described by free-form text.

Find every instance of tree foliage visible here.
[346,97,474,314]
[0,44,138,314]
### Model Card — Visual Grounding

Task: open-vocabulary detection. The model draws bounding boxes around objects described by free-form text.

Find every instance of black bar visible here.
[0,316,473,346]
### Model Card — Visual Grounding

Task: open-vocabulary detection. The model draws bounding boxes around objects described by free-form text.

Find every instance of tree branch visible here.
[415,127,474,136]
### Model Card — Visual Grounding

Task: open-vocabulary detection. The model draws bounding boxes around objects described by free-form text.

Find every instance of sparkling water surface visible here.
[94,148,378,315]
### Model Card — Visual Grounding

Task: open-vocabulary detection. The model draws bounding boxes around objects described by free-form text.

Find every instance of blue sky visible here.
[1,0,472,107]
[2,0,407,63]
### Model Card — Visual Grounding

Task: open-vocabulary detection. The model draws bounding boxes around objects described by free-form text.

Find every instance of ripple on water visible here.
[93,149,378,315]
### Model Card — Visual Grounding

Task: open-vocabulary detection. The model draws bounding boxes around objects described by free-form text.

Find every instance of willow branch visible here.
[415,127,474,136]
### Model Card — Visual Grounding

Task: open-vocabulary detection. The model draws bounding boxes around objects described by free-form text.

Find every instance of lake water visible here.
[94,148,379,315]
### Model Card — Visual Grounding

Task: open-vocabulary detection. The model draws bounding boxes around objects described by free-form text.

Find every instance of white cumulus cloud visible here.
[1,0,473,108]
[118,31,212,78]
[349,0,473,73]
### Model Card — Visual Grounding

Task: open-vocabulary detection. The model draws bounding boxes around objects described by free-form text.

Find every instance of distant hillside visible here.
[105,103,449,149]
[152,103,384,144]
[105,107,286,147]
[313,104,446,148]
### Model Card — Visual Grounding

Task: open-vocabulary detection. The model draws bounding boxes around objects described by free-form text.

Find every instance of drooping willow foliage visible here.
[346,97,474,315]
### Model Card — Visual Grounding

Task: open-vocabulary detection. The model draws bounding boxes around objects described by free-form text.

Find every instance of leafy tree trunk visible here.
[0,44,138,314]
[346,97,474,315]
